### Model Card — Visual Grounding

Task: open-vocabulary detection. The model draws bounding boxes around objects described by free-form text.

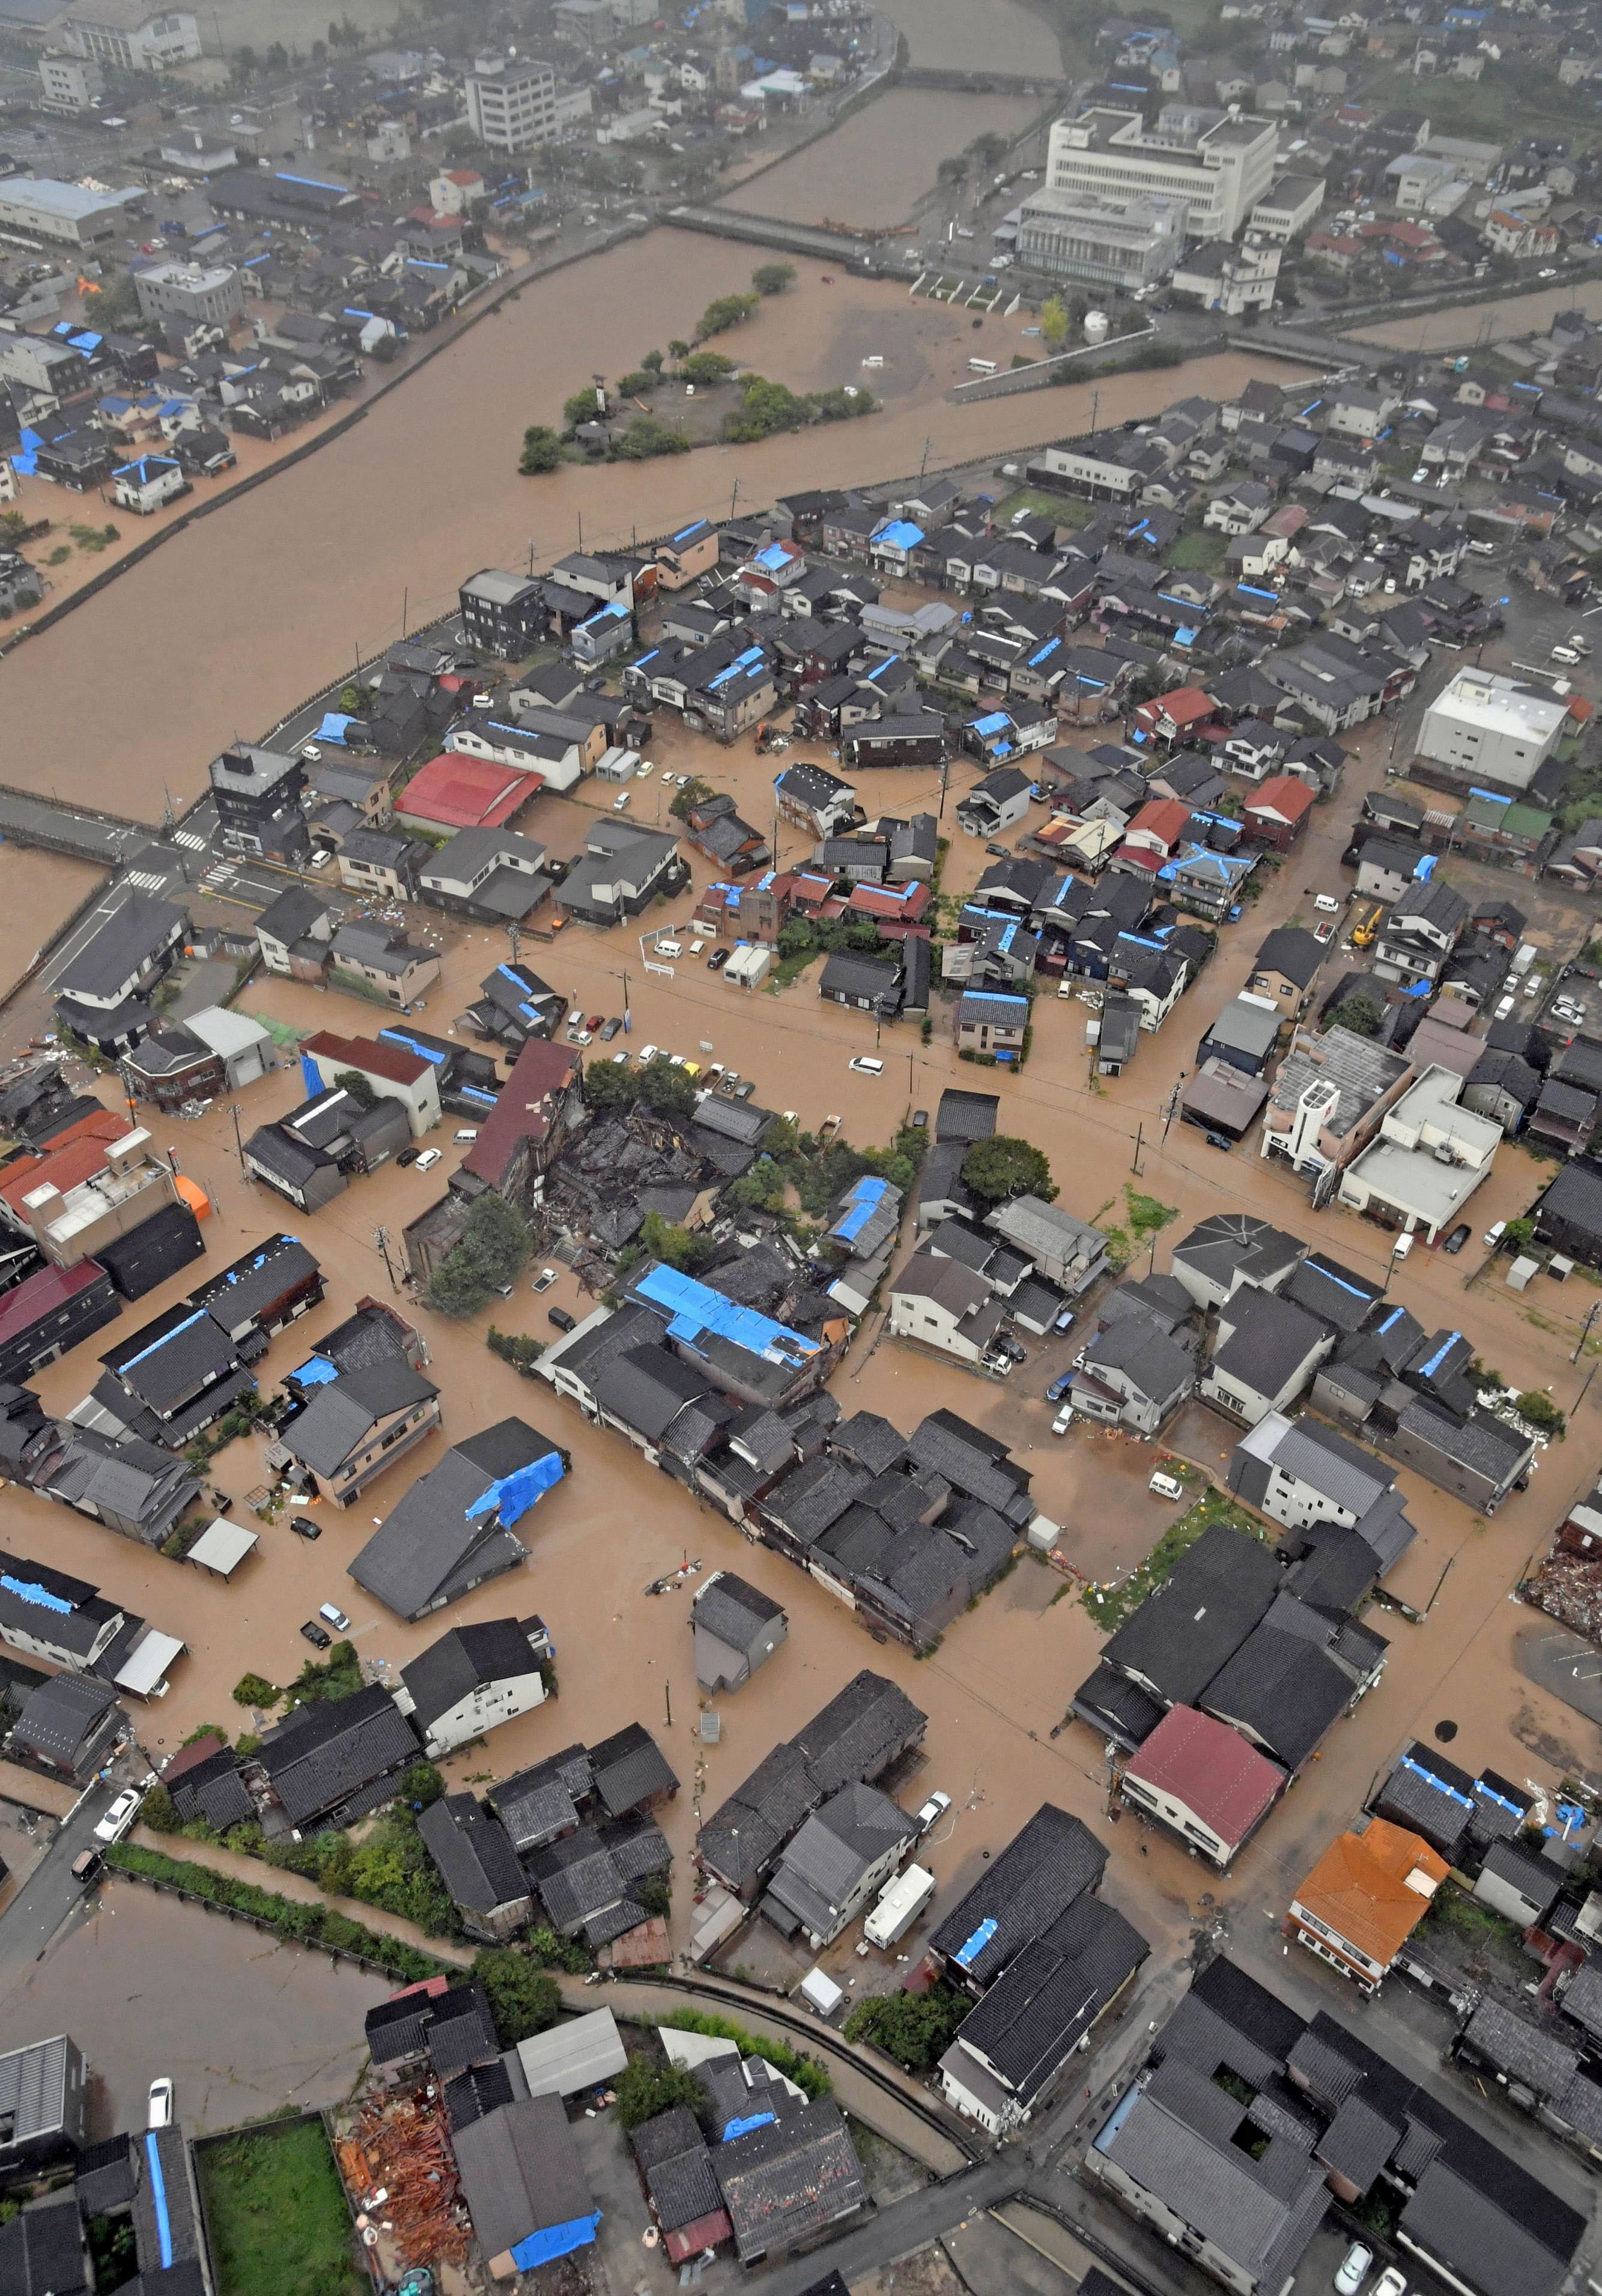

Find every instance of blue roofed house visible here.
[869,517,924,575]
[954,989,1029,1061]
[572,596,634,666]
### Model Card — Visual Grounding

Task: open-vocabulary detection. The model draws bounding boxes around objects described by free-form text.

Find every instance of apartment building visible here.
[466,55,557,153]
[1015,187,1185,289]
[1046,104,1276,241]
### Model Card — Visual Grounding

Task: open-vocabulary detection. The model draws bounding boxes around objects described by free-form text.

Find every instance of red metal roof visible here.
[0,1113,132,1217]
[305,1029,431,1087]
[397,753,536,830]
[664,2210,733,2263]
[0,1256,108,1345]
[1124,1705,1284,1847]
[1245,775,1315,825]
[461,1038,580,1186]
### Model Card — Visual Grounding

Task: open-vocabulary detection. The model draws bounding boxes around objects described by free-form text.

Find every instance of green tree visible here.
[752,261,796,295]
[1325,994,1382,1038]
[473,1948,562,2047]
[332,1067,376,1108]
[639,1210,717,1273]
[936,155,968,184]
[428,1252,491,1318]
[667,338,690,361]
[843,1983,969,2070]
[232,1673,280,1709]
[960,1135,1056,1206]
[488,1325,544,1375]
[635,1060,698,1116]
[679,349,736,385]
[583,1060,640,1112]
[462,1190,532,1285]
[1040,294,1069,349]
[610,416,690,461]
[640,348,664,374]
[694,291,760,341]
[969,131,1009,166]
[562,385,604,432]
[518,425,563,474]
[669,775,716,820]
[616,369,657,398]
[1516,1391,1565,1435]
[614,2053,706,2129]
[401,1761,444,1807]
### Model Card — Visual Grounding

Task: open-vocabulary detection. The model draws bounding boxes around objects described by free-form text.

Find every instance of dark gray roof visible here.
[715,2100,868,2262]
[765,1783,917,1937]
[281,1358,435,1477]
[1252,926,1326,990]
[935,1089,999,1143]
[1201,1620,1355,1769]
[0,2194,87,2296]
[418,1793,530,1915]
[691,1569,784,1648]
[1100,1524,1279,1709]
[587,1721,678,1817]
[257,1683,419,1827]
[55,891,183,1003]
[399,1617,540,1734]
[930,1803,1108,1988]
[629,2107,723,2234]
[348,1418,559,1618]
[951,1895,1147,2101]
[1211,1288,1327,1400]
[9,1672,120,1762]
[1400,2158,1579,2296]
[452,2093,593,2261]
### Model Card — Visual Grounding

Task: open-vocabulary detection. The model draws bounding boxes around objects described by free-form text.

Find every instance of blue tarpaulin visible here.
[1,1572,71,1616]
[830,1175,891,1243]
[723,2110,776,2140]
[955,1917,998,1968]
[634,1264,821,1370]
[145,2136,175,2270]
[294,1355,338,1387]
[510,2216,601,2272]
[316,712,358,744]
[466,1450,566,1530]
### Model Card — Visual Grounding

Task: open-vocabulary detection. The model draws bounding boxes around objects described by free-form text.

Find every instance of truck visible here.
[723,942,772,989]
[863,1864,936,1949]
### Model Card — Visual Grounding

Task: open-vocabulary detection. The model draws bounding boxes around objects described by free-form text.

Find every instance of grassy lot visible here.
[994,487,1095,528]
[1170,526,1230,574]
[1082,1484,1270,1628]
[197,2118,362,2296]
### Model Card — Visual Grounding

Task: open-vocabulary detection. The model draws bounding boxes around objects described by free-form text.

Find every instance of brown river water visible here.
[0,228,1305,825]
[727,90,1042,228]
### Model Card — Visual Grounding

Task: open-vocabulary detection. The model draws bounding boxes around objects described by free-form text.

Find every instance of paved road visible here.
[0,1776,119,2002]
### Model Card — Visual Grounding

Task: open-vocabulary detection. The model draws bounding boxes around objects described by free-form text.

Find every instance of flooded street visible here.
[876,0,1064,77]
[0,226,1305,824]
[727,91,1040,226]
[2,635,1596,1991]
[1,1883,386,2135]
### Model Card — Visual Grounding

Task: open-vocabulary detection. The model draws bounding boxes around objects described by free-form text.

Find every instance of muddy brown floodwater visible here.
[0,846,106,998]
[1,1883,386,2135]
[876,0,1064,77]
[1355,274,1602,351]
[726,91,1042,228]
[0,252,1302,826]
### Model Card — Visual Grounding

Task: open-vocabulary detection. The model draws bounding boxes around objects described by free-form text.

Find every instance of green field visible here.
[197,2118,361,2296]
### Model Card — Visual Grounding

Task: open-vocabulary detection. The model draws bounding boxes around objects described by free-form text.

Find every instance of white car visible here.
[1373,2271,1407,2296]
[1051,1406,1073,1435]
[414,1147,441,1172]
[147,2077,174,2130]
[532,1267,558,1293]
[94,1787,144,1844]
[915,1789,951,1831]
[612,792,631,811]
[1335,2244,1374,2295]
[848,1056,885,1076]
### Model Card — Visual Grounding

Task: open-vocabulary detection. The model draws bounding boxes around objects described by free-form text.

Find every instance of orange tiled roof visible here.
[1293,1819,1449,1967]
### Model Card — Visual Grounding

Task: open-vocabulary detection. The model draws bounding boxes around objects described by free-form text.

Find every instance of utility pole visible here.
[229,1102,246,1175]
[919,435,932,481]
[1573,1299,1602,1364]
[374,1227,399,1294]
[506,921,521,971]
[730,476,741,523]
[401,586,408,637]
[1159,1080,1182,1141]
[1130,1121,1143,1175]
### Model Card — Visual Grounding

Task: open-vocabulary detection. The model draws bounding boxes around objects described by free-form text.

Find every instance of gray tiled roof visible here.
[930,1803,1106,1987]
[715,2100,868,2262]
[257,1683,419,1827]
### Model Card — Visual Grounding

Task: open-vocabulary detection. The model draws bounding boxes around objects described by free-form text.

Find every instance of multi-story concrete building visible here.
[38,51,103,112]
[1046,104,1276,241]
[1014,187,1185,290]
[133,259,242,329]
[60,3,201,70]
[1418,667,1568,793]
[466,55,557,153]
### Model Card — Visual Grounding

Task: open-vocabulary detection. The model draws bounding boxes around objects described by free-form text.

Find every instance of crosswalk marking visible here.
[125,869,168,892]
[175,830,208,850]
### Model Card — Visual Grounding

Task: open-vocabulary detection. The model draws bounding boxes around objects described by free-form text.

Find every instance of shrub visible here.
[961,1136,1055,1206]
[518,424,563,474]
[843,1983,969,2070]
[106,1843,448,1982]
[615,2053,705,2128]
[657,2008,830,2099]
[695,291,760,339]
[232,1673,280,1709]
[473,1947,562,2046]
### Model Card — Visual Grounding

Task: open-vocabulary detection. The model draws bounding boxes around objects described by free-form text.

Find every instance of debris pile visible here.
[336,2088,470,2270]
[1526,1550,1602,1643]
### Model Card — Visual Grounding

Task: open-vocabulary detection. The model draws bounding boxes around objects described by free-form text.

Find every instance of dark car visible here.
[395,1146,419,1168]
[911,1109,928,1128]
[290,1515,323,1542]
[1443,1222,1471,1255]
[1204,1131,1233,1151]
[999,1336,1027,1365]
[708,948,730,971]
[1047,1371,1074,1402]
[300,1620,332,1650]
[600,1017,623,1041]
[70,1849,105,1886]
[985,842,1009,858]
[548,1305,577,1332]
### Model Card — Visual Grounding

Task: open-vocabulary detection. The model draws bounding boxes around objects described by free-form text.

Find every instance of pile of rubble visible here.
[1526,1551,1602,1643]
[335,2087,470,2271]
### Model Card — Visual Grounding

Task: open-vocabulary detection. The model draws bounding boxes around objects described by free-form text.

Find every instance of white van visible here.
[1148,1471,1185,1503]
[1313,894,1342,914]
[454,1128,479,1144]
[967,357,998,376]
[848,1056,885,1076]
[1551,645,1581,665]
[655,939,682,958]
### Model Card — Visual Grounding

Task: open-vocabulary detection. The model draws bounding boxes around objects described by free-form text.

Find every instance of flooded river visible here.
[0,231,1304,825]
[727,90,1042,228]
[1353,273,1602,351]
[876,0,1064,77]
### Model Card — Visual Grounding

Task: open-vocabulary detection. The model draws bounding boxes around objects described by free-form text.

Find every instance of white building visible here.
[59,4,202,70]
[1171,231,1281,315]
[1046,104,1276,241]
[133,259,241,329]
[0,177,146,246]
[1337,1066,1500,1243]
[1248,174,1323,239]
[299,1028,441,1137]
[38,52,103,112]
[1014,187,1185,290]
[111,455,188,514]
[1418,668,1567,793]
[392,1617,552,1758]
[466,54,557,153]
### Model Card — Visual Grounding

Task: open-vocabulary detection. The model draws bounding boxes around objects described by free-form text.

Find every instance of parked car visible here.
[915,1789,951,1832]
[1313,921,1335,946]
[94,1787,144,1844]
[1204,1131,1233,1151]
[708,948,730,971]
[848,1056,884,1076]
[1148,1470,1186,1503]
[1442,1223,1470,1255]
[639,1044,660,1063]
[1313,894,1341,913]
[532,1267,558,1293]
[318,1601,351,1632]
[612,792,631,811]
[147,2078,174,2131]
[300,1620,332,1650]
[548,1305,577,1332]
[600,1017,623,1040]
[999,1336,1027,1365]
[1047,1372,1075,1402]
[395,1146,419,1168]
[290,1515,323,1542]
[1051,1406,1073,1435]
[1372,2270,1406,2296]
[414,1147,441,1172]
[585,1013,604,1032]
[1483,1220,1506,1250]
[1335,2245,1374,2296]
[70,1849,104,1886]
[911,1109,928,1127]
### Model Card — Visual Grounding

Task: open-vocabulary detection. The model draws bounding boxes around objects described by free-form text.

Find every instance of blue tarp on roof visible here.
[634,1263,821,1369]
[464,1449,565,1531]
[145,2135,175,2271]
[293,1355,339,1387]
[0,1572,71,1616]
[509,2216,600,2273]
[873,519,924,552]
[722,2110,775,2141]
[317,712,358,744]
[971,711,1010,735]
[380,1026,447,1065]
[122,1307,211,1372]
[1417,1331,1463,1379]
[1399,1752,1473,1811]
[954,1916,998,1967]
[830,1174,891,1244]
